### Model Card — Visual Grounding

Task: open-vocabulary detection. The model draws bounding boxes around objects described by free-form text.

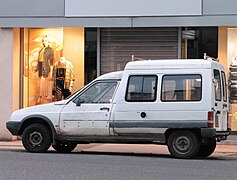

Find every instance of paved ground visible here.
[0,135,236,156]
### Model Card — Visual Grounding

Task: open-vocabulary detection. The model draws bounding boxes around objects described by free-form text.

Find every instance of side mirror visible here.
[76,98,81,106]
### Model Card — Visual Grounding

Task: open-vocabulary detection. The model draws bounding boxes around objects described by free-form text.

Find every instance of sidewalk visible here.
[218,134,237,145]
[0,135,236,155]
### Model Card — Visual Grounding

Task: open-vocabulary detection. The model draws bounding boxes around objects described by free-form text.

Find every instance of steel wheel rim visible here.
[173,135,192,154]
[29,131,43,146]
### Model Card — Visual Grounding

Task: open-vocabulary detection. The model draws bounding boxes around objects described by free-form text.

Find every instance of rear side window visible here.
[214,70,222,101]
[221,71,227,102]
[125,75,157,102]
[161,74,202,102]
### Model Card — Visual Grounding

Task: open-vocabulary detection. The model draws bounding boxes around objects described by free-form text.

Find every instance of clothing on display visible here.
[229,58,237,103]
[53,57,75,101]
[35,39,55,101]
[36,46,54,78]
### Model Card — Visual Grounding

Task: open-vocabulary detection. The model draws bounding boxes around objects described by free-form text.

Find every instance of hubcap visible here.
[29,131,43,146]
[173,136,192,154]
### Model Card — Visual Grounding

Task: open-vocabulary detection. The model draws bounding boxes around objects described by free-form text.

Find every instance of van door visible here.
[59,81,118,136]
[213,69,228,131]
[221,71,228,130]
[112,75,159,134]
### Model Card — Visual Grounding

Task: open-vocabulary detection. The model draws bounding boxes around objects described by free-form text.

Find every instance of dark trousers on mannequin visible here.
[55,79,71,100]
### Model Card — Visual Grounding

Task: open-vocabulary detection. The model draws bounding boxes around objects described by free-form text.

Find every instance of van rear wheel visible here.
[198,139,216,157]
[52,143,77,153]
[167,130,200,159]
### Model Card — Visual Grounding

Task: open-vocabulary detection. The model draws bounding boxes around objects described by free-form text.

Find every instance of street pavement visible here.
[0,135,237,156]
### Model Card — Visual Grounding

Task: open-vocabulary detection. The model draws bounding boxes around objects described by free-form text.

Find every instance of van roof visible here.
[96,59,222,81]
[96,71,123,80]
[125,59,218,70]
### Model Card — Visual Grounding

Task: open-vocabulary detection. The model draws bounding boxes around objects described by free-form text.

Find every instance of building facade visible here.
[1,0,237,139]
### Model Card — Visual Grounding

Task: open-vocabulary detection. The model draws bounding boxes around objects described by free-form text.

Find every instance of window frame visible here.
[125,75,158,102]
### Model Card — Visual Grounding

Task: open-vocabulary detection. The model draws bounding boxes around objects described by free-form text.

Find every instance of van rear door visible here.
[221,71,228,130]
[213,69,228,131]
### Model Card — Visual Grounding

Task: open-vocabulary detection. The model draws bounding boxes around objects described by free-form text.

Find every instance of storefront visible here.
[2,0,237,139]
[19,27,180,107]
[1,26,237,140]
[21,26,237,132]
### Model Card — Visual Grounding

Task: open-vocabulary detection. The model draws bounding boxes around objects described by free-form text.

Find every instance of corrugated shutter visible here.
[100,28,179,74]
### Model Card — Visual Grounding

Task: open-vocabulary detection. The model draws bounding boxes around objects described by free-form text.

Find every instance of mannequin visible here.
[229,55,237,103]
[35,35,54,103]
[231,56,237,66]
[53,57,75,100]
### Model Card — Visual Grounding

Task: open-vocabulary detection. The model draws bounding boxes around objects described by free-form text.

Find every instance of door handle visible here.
[100,107,110,111]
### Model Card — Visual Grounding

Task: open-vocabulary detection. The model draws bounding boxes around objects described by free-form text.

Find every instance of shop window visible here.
[85,28,97,84]
[182,27,218,59]
[23,28,84,106]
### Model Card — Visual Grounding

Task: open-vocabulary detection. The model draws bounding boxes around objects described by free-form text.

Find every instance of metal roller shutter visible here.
[100,28,179,74]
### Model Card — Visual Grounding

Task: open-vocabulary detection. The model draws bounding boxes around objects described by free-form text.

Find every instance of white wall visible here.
[203,0,237,15]
[0,28,20,140]
[0,0,64,17]
[65,0,202,17]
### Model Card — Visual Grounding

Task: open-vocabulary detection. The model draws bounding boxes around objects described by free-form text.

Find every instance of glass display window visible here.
[23,28,84,106]
[227,28,237,131]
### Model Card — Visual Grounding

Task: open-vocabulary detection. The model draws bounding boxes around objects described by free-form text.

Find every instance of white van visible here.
[6,57,230,159]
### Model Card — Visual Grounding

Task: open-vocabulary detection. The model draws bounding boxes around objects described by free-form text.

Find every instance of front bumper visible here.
[6,121,21,135]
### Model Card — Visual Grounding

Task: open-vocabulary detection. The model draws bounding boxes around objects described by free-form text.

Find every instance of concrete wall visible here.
[203,0,237,15]
[65,0,201,17]
[0,28,20,140]
[0,0,64,17]
[1,0,237,27]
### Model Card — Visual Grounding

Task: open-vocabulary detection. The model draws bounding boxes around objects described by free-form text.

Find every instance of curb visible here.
[0,141,236,154]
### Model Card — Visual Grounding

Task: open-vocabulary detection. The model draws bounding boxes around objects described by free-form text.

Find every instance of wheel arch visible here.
[19,115,58,142]
[164,128,201,144]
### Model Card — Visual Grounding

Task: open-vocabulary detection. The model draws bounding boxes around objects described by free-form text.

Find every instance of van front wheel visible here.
[22,123,52,153]
[167,130,200,159]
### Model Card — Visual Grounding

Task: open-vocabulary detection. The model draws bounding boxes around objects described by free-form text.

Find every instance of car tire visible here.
[167,130,200,159]
[52,142,77,153]
[198,139,216,157]
[22,123,52,153]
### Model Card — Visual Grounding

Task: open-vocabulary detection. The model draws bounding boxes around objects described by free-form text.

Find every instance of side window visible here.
[75,81,117,104]
[214,70,222,101]
[125,75,157,102]
[221,71,227,102]
[161,74,202,102]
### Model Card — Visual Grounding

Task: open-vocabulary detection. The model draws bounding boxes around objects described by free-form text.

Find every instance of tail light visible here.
[208,111,214,128]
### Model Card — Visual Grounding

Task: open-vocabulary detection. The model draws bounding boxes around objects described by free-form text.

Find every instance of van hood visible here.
[16,100,67,113]
[9,100,67,122]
